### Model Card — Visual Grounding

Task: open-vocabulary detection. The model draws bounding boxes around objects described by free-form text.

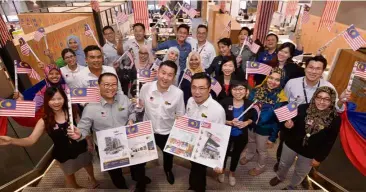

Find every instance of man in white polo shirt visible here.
[187,25,216,69]
[74,45,123,95]
[102,26,123,67]
[139,60,185,185]
[185,72,226,192]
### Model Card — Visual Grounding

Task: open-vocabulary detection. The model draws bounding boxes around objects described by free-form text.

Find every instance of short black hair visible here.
[159,60,178,75]
[305,55,328,70]
[84,45,102,57]
[239,27,252,36]
[61,48,76,59]
[102,26,114,34]
[219,56,237,75]
[177,24,190,33]
[197,24,208,32]
[217,38,232,47]
[266,33,279,42]
[98,72,118,85]
[230,80,248,90]
[133,23,146,31]
[191,72,211,88]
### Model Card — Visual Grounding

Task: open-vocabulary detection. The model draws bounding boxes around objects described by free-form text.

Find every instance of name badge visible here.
[101,111,107,117]
[228,105,233,111]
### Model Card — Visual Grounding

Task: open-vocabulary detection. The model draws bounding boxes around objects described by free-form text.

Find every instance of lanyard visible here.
[197,43,206,54]
[302,77,320,104]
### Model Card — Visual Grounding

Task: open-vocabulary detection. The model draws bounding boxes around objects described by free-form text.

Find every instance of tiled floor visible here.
[23,144,323,192]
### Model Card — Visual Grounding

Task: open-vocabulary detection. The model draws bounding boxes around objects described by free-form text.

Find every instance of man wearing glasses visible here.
[75,45,123,95]
[68,72,149,191]
[185,72,226,191]
[102,26,123,67]
[275,55,351,189]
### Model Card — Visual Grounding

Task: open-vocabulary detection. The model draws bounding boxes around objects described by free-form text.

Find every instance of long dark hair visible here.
[278,42,296,63]
[219,56,237,76]
[42,87,71,133]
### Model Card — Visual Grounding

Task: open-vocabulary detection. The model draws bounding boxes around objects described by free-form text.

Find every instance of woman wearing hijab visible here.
[269,86,341,190]
[52,36,87,68]
[240,68,287,176]
[163,47,180,84]
[179,51,206,105]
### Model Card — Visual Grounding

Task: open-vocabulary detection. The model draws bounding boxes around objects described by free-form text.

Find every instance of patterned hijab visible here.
[66,35,86,66]
[254,67,286,104]
[303,86,338,146]
[186,51,204,74]
[37,65,67,96]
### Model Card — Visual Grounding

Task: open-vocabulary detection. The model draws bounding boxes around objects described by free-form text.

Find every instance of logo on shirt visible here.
[228,105,233,110]
[149,96,154,101]
[53,124,59,130]
[101,111,107,117]
[201,113,207,118]
[165,101,171,105]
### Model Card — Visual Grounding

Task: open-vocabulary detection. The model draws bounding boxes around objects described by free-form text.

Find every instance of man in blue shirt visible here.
[152,24,192,75]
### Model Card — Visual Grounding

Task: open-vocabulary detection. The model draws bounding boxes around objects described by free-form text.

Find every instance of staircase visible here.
[22,145,323,192]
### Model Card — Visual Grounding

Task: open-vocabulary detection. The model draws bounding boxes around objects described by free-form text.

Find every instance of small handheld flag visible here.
[116,12,129,24]
[244,37,260,54]
[70,88,100,103]
[16,61,41,80]
[138,69,157,83]
[34,27,45,42]
[246,61,272,75]
[0,99,36,117]
[274,102,298,122]
[210,77,222,96]
[342,25,366,51]
[19,38,30,56]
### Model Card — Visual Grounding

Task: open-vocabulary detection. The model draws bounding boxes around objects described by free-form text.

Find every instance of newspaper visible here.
[96,121,158,171]
[164,116,231,169]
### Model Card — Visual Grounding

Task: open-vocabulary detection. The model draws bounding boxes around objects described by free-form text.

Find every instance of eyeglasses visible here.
[191,86,209,93]
[307,66,323,72]
[315,96,331,103]
[101,83,118,89]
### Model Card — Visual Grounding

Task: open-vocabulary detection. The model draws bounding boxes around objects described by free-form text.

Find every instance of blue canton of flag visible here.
[188,119,200,129]
[355,61,366,79]
[342,24,366,51]
[0,99,36,117]
[274,102,298,122]
[70,88,100,103]
[126,125,138,135]
[89,80,98,87]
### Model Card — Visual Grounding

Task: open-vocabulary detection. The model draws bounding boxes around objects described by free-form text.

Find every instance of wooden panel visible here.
[201,1,208,22]
[207,4,219,44]
[13,16,99,85]
[18,13,93,34]
[301,15,366,66]
[328,49,366,112]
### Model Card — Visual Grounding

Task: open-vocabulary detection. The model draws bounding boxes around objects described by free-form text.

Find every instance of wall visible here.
[13,16,99,85]
[300,15,366,66]
[17,12,93,34]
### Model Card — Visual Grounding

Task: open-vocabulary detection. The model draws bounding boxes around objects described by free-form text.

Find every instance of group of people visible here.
[0,19,352,192]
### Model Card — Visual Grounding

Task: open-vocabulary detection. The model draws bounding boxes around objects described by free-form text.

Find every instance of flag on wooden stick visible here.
[342,25,366,51]
[16,61,41,80]
[317,0,341,32]
[34,27,45,42]
[302,4,311,24]
[19,38,30,56]
[116,12,129,24]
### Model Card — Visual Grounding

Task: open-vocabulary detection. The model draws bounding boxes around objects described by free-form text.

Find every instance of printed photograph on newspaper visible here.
[96,121,158,171]
[164,116,231,169]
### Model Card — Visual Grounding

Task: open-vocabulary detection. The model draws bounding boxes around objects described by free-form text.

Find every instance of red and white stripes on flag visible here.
[116,12,129,24]
[70,88,101,103]
[174,116,200,133]
[274,102,298,122]
[302,4,311,24]
[317,0,341,32]
[126,121,152,139]
[0,100,36,117]
[33,27,45,42]
[19,41,30,56]
[253,1,276,44]
[246,61,273,76]
[285,0,298,17]
[133,1,150,30]
[0,16,12,48]
[342,25,366,51]
[210,77,222,96]
[252,103,261,124]
[244,37,260,54]
[354,61,366,79]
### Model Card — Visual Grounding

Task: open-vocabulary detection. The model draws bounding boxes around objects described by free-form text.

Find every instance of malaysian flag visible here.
[175,116,200,133]
[342,25,366,51]
[138,69,156,83]
[126,121,152,139]
[253,1,275,44]
[89,80,99,87]
[244,37,260,54]
[16,61,41,80]
[210,77,222,96]
[133,1,150,30]
[252,103,262,124]
[151,58,162,71]
[187,8,198,19]
[183,69,192,81]
[127,51,135,67]
[181,2,191,13]
[0,99,36,117]
[0,16,13,48]
[302,4,310,24]
[317,0,341,32]
[163,11,174,25]
[34,27,45,42]
[354,62,366,79]
[116,12,128,24]
[70,88,100,103]
[19,38,30,56]
[274,102,298,122]
[246,61,272,75]
[285,0,298,17]
[173,3,182,15]
[84,24,93,37]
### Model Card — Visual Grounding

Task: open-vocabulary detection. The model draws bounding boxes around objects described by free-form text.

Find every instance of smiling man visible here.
[74,45,123,94]
[102,26,123,67]
[139,60,185,185]
[152,24,192,75]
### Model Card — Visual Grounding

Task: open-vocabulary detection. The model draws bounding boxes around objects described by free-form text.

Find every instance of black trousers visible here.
[189,161,207,192]
[154,133,174,172]
[223,133,248,172]
[95,145,146,189]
